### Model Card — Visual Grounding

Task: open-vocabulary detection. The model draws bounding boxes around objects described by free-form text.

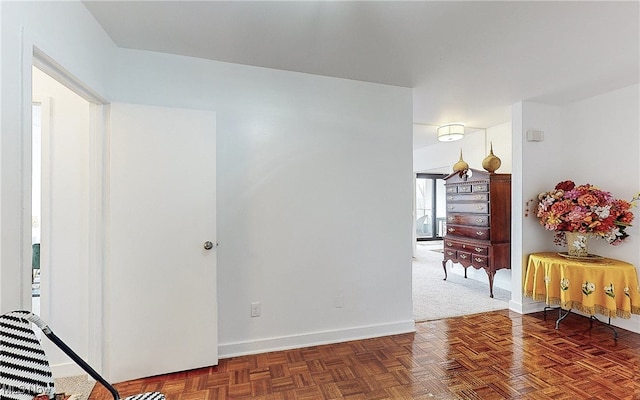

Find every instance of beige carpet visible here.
[413,243,510,321]
[54,375,96,400]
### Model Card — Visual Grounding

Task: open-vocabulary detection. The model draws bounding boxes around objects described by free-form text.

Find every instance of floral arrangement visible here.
[536,180,638,246]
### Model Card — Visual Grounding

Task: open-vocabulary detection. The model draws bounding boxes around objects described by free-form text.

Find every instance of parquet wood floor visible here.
[89,310,640,399]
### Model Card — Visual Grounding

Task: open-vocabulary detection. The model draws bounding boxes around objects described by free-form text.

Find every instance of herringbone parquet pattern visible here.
[89,310,640,399]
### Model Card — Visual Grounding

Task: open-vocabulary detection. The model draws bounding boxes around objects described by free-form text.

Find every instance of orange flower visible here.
[550,200,572,215]
[577,193,599,207]
[618,211,634,224]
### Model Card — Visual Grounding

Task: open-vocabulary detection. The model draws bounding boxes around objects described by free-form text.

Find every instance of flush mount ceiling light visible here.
[437,123,465,142]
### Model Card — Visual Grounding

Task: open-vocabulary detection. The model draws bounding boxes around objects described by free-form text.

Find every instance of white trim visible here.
[100,104,112,381]
[50,362,85,379]
[32,47,107,105]
[218,320,416,359]
[87,103,108,375]
[20,26,32,310]
[517,300,545,315]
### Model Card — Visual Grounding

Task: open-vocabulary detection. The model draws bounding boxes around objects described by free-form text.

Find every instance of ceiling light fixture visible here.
[437,123,465,142]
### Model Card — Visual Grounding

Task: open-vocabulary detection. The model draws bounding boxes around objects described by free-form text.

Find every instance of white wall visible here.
[2,1,415,367]
[413,129,486,174]
[513,84,640,333]
[486,122,512,174]
[414,124,512,175]
[110,49,415,356]
[511,101,564,313]
[560,84,639,264]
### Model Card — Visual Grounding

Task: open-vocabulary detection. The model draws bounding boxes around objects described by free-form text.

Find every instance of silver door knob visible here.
[203,241,214,250]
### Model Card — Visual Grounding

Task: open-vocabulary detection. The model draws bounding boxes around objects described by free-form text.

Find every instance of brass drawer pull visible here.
[447,251,454,256]
[448,216,454,221]
[474,247,485,252]
[476,231,485,236]
[476,218,485,223]
[448,205,455,210]
[475,257,483,262]
[459,254,468,259]
[448,228,456,232]
[446,242,453,246]
[447,196,454,200]
[475,195,484,200]
[477,205,485,211]
[476,186,487,191]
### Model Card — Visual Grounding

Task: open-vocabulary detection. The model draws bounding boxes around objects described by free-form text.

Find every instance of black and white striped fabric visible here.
[122,393,165,400]
[0,310,55,400]
[1,311,165,400]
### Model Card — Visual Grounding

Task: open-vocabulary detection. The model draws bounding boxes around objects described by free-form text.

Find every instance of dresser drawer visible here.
[472,183,489,192]
[444,239,488,255]
[444,245,489,267]
[470,254,488,267]
[446,225,490,240]
[457,251,472,262]
[444,239,463,251]
[447,214,489,227]
[446,202,488,213]
[446,193,489,202]
[469,244,489,255]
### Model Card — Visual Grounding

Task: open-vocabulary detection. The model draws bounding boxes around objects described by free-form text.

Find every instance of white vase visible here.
[566,232,589,257]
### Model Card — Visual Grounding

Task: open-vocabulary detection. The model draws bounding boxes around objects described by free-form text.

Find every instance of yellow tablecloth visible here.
[524,252,640,319]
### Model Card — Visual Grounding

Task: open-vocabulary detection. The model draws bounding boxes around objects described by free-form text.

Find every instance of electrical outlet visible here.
[251,302,261,317]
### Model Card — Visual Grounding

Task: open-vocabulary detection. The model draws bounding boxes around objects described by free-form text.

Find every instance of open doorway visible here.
[31,65,92,322]
[30,58,107,377]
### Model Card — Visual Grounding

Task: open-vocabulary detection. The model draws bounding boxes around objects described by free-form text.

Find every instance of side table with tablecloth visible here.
[524,252,640,319]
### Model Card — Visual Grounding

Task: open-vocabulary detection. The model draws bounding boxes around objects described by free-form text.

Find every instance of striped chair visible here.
[0,310,164,400]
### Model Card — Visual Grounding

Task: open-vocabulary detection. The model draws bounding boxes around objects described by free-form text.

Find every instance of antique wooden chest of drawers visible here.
[442,168,511,297]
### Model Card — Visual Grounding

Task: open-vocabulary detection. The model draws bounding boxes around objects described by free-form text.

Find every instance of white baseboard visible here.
[218,320,416,359]
[50,362,85,378]
[520,301,546,314]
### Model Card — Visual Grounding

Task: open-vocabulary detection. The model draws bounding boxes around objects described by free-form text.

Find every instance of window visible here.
[416,174,447,240]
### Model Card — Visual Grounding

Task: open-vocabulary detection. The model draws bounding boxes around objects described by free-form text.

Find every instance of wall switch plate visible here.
[251,302,261,317]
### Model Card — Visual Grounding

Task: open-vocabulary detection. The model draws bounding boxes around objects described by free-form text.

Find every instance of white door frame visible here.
[30,47,109,372]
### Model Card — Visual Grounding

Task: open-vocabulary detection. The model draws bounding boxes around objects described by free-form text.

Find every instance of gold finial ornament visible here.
[482,142,501,173]
[452,149,469,172]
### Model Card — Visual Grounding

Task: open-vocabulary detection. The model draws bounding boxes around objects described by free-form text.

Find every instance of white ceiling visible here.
[83,1,639,149]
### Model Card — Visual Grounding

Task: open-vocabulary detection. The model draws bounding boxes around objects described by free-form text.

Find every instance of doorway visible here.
[30,56,107,377]
[415,173,447,241]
